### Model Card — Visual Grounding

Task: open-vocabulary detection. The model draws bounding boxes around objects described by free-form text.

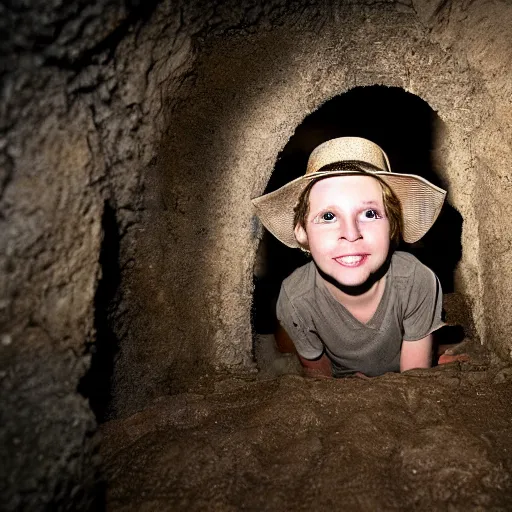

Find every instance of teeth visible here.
[338,255,364,264]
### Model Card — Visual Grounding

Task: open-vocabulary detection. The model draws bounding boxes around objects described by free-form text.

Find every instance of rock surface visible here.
[101,363,512,511]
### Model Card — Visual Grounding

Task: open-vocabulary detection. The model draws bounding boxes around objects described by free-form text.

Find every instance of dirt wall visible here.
[414,0,512,361]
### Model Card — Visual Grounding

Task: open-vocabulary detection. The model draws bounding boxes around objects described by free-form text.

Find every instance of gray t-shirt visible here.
[276,251,443,377]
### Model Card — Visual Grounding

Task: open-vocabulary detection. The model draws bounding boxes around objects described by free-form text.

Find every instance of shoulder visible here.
[276,261,317,327]
[389,251,439,299]
[280,261,317,302]
[390,251,434,280]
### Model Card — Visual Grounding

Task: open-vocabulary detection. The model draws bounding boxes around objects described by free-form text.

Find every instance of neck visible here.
[322,274,384,306]
[316,253,391,305]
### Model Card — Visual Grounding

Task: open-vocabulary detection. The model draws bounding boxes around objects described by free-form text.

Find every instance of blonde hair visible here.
[293,162,403,247]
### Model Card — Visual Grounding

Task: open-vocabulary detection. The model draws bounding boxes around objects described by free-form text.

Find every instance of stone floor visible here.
[101,348,512,511]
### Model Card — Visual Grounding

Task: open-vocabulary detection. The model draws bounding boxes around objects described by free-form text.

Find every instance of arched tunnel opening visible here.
[253,86,466,374]
[3,1,512,510]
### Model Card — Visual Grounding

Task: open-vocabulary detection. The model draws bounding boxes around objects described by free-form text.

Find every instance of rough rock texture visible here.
[101,362,512,511]
[0,93,105,508]
[409,0,512,364]
[0,1,166,508]
[1,0,512,509]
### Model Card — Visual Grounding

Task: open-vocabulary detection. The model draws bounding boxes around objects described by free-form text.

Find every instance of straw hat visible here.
[252,137,446,247]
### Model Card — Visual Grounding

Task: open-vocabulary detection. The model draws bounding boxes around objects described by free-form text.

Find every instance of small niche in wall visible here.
[78,201,121,423]
[252,86,463,341]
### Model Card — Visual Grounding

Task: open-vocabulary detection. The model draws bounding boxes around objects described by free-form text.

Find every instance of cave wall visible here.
[1,0,512,508]
[112,0,512,415]
[0,0,194,508]
[419,0,512,362]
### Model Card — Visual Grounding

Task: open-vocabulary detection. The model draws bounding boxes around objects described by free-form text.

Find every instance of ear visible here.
[294,224,309,249]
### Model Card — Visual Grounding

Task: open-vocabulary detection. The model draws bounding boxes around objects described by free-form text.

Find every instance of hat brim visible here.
[252,171,446,247]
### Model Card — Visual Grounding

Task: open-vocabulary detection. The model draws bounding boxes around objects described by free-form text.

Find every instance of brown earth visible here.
[100,356,512,511]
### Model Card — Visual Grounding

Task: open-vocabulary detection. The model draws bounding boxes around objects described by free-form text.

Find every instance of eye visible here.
[360,209,382,221]
[321,211,336,222]
[313,211,337,224]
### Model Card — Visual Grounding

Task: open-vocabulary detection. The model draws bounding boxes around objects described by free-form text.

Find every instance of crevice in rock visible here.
[78,200,121,423]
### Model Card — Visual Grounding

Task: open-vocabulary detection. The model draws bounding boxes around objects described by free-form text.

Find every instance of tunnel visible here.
[2,0,512,509]
[253,86,463,334]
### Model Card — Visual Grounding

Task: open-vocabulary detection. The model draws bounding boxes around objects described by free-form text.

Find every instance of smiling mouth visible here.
[334,254,368,267]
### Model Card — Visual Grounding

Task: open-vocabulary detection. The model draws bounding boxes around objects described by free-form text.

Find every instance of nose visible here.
[338,217,362,242]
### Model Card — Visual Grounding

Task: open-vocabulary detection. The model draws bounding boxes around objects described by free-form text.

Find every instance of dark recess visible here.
[253,86,463,334]
[78,200,120,423]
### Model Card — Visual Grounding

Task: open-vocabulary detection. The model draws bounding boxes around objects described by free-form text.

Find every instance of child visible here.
[252,137,447,378]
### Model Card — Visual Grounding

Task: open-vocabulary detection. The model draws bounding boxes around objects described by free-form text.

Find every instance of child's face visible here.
[294,175,391,288]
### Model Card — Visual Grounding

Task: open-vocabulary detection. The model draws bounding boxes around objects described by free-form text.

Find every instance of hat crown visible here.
[306,137,390,175]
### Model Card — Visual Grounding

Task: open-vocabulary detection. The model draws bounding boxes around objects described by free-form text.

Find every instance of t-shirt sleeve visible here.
[402,261,444,341]
[276,285,324,360]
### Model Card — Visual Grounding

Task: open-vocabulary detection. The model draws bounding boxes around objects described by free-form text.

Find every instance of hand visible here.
[352,371,371,380]
[438,339,470,364]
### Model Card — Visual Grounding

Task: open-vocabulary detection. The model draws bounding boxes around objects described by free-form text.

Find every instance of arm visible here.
[276,286,327,375]
[401,258,443,372]
[298,353,333,378]
[274,322,298,354]
[275,322,332,377]
[400,334,433,372]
